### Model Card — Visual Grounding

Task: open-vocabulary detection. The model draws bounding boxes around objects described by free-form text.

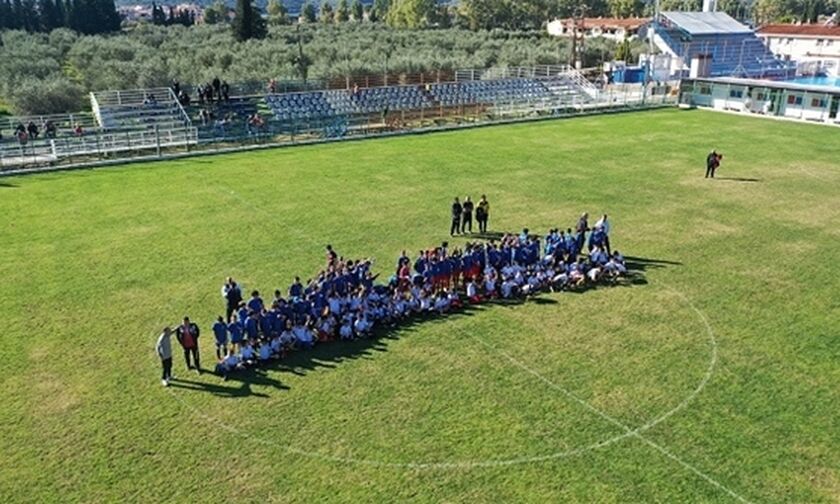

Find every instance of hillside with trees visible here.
[0,23,640,114]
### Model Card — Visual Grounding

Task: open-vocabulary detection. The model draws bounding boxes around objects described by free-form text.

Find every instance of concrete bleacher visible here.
[91,88,191,132]
[2,68,622,170]
[264,73,596,122]
[653,11,794,78]
[187,96,269,141]
[265,85,434,121]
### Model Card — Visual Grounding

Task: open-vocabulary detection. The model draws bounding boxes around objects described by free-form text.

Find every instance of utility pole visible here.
[569,4,588,69]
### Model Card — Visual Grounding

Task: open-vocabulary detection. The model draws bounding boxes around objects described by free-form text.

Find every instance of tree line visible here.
[0,23,641,114]
[150,3,196,27]
[0,0,120,34]
[245,0,839,34]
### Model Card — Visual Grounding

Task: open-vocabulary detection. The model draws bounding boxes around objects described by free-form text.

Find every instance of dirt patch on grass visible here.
[32,373,81,415]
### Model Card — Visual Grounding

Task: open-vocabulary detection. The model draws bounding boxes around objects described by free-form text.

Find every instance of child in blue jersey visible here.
[228,319,244,352]
[212,316,228,359]
[294,321,315,349]
[244,312,259,342]
[289,277,303,299]
[247,290,264,314]
[259,308,273,340]
[240,341,256,366]
[258,340,272,364]
[215,348,243,381]
[237,303,249,327]
[279,321,295,352]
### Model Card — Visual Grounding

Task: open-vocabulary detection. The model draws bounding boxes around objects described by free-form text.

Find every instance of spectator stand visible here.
[1,66,676,173]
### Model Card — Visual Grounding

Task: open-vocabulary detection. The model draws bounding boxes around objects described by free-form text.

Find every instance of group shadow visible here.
[172,255,678,397]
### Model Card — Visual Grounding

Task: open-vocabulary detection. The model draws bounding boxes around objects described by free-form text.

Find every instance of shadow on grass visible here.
[169,370,289,397]
[177,256,678,395]
[715,177,761,183]
[0,181,18,188]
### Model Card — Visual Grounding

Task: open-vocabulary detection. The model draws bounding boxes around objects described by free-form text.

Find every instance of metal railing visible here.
[1,126,198,169]
[2,82,677,174]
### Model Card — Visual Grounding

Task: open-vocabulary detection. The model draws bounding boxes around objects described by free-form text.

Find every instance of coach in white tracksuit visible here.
[156,327,174,386]
[594,214,611,255]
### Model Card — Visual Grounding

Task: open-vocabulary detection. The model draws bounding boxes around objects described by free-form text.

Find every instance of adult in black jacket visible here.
[705,150,721,178]
[450,197,462,236]
[461,196,474,234]
[212,77,222,101]
[176,317,201,373]
[223,277,243,322]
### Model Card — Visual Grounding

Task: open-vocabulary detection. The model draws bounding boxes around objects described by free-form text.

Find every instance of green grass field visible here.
[1,109,838,503]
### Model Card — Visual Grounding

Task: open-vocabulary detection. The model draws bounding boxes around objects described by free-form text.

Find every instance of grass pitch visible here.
[1,109,838,502]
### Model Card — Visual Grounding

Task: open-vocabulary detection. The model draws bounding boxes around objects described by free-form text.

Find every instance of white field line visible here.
[171,179,746,498]
[471,286,751,503]
[167,286,727,476]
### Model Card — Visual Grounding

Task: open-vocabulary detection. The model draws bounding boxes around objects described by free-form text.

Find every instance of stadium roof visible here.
[660,11,752,35]
[757,24,840,39]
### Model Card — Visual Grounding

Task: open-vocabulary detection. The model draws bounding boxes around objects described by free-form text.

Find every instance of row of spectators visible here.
[1,120,84,144]
[172,78,231,107]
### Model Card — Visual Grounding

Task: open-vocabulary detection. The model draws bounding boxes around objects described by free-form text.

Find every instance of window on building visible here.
[699,85,712,95]
[787,94,804,105]
[729,89,743,98]
[756,92,766,100]
[811,98,827,108]
[816,39,824,46]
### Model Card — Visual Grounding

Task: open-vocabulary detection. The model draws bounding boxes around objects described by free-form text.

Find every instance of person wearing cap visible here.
[175,316,201,373]
[155,327,174,386]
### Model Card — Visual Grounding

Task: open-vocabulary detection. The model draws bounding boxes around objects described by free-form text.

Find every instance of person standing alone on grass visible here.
[706,150,722,178]
[461,196,474,234]
[450,197,462,236]
[176,317,201,373]
[156,327,174,387]
[476,195,489,233]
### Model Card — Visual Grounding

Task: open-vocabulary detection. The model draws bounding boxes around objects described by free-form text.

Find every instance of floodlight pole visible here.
[643,0,660,105]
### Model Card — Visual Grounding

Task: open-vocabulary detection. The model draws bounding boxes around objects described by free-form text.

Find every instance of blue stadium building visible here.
[652,11,796,79]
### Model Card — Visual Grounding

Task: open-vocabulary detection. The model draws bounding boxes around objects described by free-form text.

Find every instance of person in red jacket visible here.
[176,317,201,373]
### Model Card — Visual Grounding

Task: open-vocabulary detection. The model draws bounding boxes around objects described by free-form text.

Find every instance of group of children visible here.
[209,214,626,380]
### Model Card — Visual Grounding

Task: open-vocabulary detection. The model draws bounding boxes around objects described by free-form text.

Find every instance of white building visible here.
[680,77,840,125]
[547,17,649,42]
[757,24,840,77]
